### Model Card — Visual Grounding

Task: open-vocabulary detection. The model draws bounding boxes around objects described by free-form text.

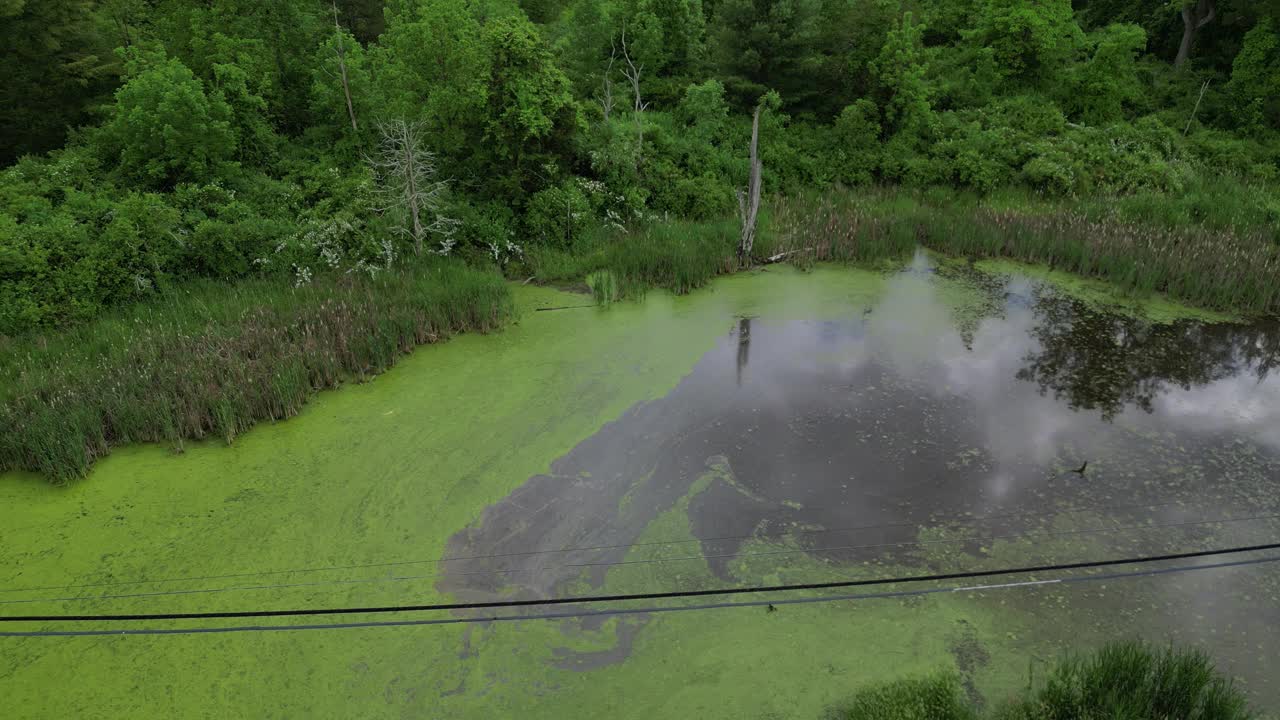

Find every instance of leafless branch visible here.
[619,27,649,166]
[367,120,459,257]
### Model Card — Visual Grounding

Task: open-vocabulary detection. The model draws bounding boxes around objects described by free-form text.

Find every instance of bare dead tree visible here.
[1175,0,1216,68]
[619,28,649,165]
[597,44,617,122]
[736,104,763,264]
[368,120,459,257]
[331,0,359,132]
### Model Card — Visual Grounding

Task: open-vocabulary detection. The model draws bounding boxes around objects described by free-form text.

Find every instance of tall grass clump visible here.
[822,642,1255,720]
[600,218,739,299]
[586,270,620,305]
[825,674,976,720]
[771,189,1280,315]
[0,260,514,483]
[994,641,1253,720]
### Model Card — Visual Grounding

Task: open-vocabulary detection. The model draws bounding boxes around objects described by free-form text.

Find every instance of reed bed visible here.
[771,191,1280,315]
[828,642,1253,720]
[0,261,514,483]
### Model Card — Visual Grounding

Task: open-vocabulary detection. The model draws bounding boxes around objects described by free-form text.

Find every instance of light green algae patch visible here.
[0,265,891,719]
[974,257,1238,324]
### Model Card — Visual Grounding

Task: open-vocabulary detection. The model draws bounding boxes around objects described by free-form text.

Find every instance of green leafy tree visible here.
[1228,17,1280,131]
[150,0,324,134]
[311,24,374,144]
[712,0,823,107]
[481,16,583,197]
[831,99,882,184]
[372,0,489,157]
[96,51,237,189]
[871,12,933,134]
[1067,24,1148,125]
[0,0,116,163]
[964,0,1083,86]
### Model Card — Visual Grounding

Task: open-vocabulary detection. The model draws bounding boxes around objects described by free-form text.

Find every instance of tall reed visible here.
[770,191,1280,315]
[0,261,514,483]
[827,642,1254,720]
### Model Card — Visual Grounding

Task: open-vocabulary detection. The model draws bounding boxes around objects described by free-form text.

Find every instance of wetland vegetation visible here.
[3,0,1280,717]
[829,641,1254,720]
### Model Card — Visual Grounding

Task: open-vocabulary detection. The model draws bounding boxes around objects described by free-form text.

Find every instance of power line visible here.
[0,495,1235,596]
[3,542,1277,624]
[3,554,1275,638]
[5,510,1275,607]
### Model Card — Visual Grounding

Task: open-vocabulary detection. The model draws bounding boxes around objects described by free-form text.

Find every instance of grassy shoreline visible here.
[0,260,513,482]
[526,189,1280,317]
[828,641,1255,720]
[4,191,1277,484]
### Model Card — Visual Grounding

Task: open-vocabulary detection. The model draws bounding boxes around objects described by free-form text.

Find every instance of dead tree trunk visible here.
[1175,0,1216,68]
[369,120,457,257]
[332,1,359,132]
[619,28,648,168]
[598,45,617,122]
[736,104,763,264]
[402,135,424,255]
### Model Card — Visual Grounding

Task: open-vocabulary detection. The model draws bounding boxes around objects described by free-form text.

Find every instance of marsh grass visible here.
[825,674,976,720]
[771,190,1280,315]
[522,218,740,298]
[828,642,1253,720]
[994,641,1253,720]
[586,270,620,305]
[0,260,514,482]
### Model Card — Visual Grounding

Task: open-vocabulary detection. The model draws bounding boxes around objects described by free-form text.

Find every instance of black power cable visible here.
[3,542,1277,624]
[0,494,1244,596]
[3,554,1276,638]
[4,510,1275,606]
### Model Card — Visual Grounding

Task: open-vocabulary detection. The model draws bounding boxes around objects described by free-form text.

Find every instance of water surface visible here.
[2,255,1278,718]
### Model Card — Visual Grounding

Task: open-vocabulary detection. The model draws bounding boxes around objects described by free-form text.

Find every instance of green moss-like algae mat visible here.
[2,262,1277,718]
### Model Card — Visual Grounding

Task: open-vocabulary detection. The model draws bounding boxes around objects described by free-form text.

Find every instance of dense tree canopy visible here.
[1,0,1278,335]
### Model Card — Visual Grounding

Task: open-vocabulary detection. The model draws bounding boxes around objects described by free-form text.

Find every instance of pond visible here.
[2,253,1278,718]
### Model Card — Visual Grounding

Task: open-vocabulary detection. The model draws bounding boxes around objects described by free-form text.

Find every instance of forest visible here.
[2,0,1278,335]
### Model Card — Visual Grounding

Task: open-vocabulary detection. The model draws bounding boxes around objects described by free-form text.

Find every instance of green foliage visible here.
[831,100,883,185]
[481,15,582,196]
[826,674,976,720]
[964,0,1082,87]
[0,0,116,163]
[871,12,933,135]
[1228,17,1280,132]
[1067,24,1147,125]
[97,51,237,188]
[0,260,514,482]
[823,642,1254,720]
[372,0,489,154]
[525,179,593,248]
[994,641,1253,720]
[2,0,1279,343]
[713,0,823,106]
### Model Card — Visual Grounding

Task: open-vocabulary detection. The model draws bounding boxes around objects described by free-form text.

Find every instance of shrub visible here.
[995,641,1253,720]
[832,100,884,186]
[827,674,975,720]
[525,179,593,249]
[822,642,1254,720]
[95,51,236,189]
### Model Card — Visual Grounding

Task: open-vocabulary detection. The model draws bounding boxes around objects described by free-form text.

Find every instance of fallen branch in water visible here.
[763,248,811,263]
[535,304,597,312]
[522,276,537,285]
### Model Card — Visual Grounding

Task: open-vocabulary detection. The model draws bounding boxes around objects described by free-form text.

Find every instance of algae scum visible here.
[3,254,1280,718]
